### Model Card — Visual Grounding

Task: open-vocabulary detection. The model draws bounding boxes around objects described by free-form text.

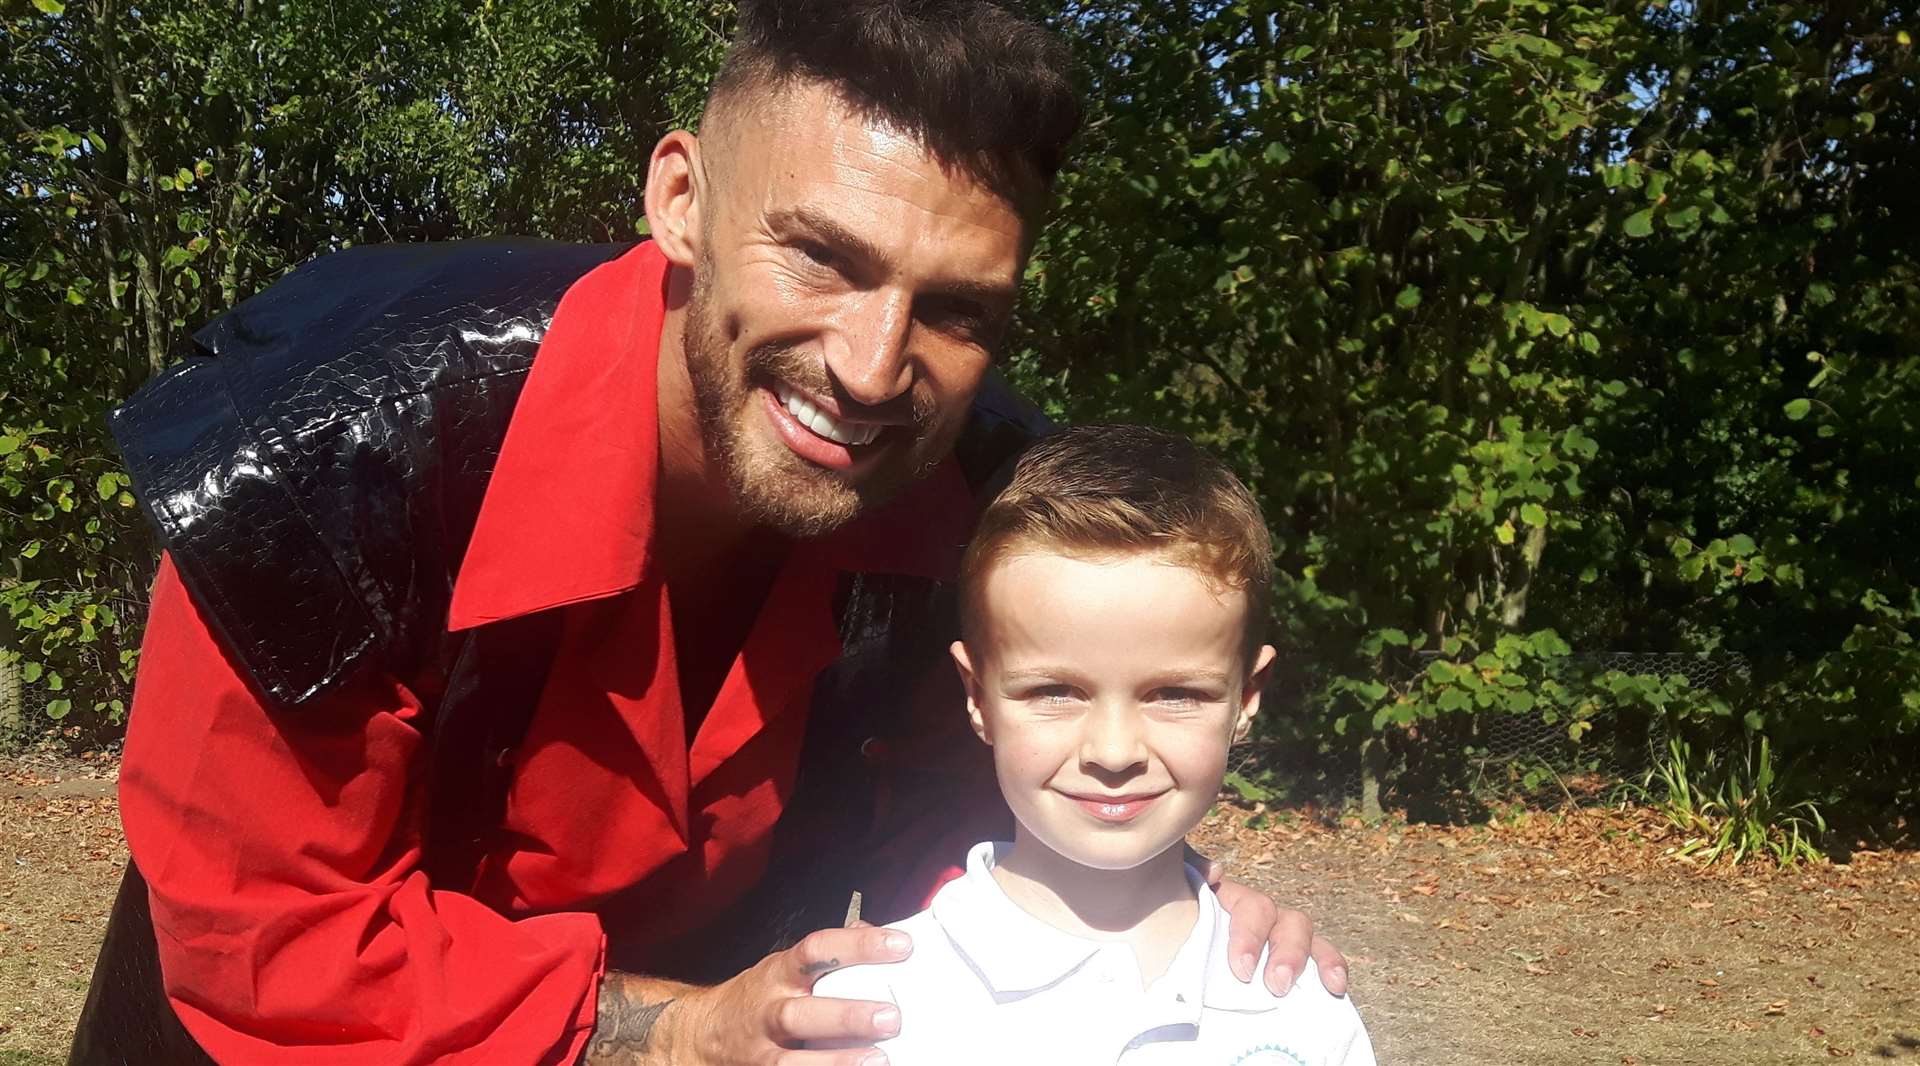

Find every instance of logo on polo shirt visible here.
[1229,1045,1309,1066]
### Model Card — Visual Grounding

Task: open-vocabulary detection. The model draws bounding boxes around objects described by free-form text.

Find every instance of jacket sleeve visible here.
[119,555,607,1064]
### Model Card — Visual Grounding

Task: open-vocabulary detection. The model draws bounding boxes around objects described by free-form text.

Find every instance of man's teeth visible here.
[776,386,881,447]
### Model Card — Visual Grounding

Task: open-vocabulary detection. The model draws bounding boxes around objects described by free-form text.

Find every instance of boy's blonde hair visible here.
[960,424,1274,662]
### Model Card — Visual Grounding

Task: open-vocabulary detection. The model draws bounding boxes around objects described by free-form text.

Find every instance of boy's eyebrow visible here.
[1142,669,1233,687]
[997,667,1078,684]
[996,667,1235,686]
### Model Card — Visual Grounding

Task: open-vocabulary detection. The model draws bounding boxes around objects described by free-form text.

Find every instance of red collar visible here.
[447,242,974,632]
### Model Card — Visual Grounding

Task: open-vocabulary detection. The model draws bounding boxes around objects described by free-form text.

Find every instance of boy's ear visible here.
[1233,645,1278,743]
[642,129,704,268]
[950,640,992,745]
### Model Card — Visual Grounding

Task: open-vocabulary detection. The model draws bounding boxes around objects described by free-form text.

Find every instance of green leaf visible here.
[1222,771,1274,803]
[0,435,20,456]
[1496,519,1516,545]
[1393,28,1422,48]
[1543,313,1572,337]
[32,0,65,13]
[1727,533,1756,556]
[96,472,119,499]
[1622,209,1655,237]
[1520,503,1548,527]
[1783,398,1812,421]
[21,662,44,683]
[1394,285,1422,310]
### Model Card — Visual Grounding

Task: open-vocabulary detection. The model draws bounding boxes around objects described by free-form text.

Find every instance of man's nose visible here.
[1080,704,1149,775]
[822,287,914,407]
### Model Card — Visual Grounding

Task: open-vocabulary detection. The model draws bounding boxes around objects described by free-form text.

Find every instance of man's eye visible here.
[1027,684,1079,704]
[794,240,839,270]
[920,298,992,339]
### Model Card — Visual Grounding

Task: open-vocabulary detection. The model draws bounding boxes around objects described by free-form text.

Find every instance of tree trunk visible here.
[90,0,167,380]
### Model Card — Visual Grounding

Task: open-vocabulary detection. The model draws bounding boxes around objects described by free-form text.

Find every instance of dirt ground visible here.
[3,750,1916,1066]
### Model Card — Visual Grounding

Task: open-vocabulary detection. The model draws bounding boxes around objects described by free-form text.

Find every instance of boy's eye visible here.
[1152,688,1214,706]
[1026,684,1081,704]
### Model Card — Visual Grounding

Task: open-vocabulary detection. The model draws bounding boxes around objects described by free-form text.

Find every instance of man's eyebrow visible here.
[768,206,890,273]
[769,205,1019,308]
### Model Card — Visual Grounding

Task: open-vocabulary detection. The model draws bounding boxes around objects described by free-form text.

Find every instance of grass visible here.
[1646,733,1827,866]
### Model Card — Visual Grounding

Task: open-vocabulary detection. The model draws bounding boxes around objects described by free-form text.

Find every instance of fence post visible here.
[0,649,19,736]
[1359,732,1385,820]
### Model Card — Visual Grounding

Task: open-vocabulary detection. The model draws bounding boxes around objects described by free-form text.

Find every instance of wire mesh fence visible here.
[1253,652,1757,813]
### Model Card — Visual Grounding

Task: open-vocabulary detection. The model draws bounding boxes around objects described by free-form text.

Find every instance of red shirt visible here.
[119,243,978,1064]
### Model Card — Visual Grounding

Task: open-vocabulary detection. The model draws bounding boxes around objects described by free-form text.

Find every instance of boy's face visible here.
[952,548,1276,872]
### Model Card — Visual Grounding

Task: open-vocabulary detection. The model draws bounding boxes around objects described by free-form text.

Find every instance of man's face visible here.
[953,549,1274,873]
[681,84,1029,536]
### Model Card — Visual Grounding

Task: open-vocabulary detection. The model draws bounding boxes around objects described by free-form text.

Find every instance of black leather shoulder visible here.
[111,239,632,705]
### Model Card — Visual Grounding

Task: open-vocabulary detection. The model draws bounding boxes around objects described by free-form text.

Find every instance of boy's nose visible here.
[1079,706,1149,774]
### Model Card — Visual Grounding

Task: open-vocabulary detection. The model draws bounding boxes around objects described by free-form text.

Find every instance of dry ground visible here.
[3,750,1916,1065]
[1191,803,1920,1065]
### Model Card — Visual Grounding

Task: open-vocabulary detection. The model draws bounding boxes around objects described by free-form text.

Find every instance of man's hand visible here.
[1189,847,1350,998]
[584,925,909,1064]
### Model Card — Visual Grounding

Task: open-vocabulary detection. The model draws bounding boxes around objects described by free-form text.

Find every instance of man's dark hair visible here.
[708,0,1082,210]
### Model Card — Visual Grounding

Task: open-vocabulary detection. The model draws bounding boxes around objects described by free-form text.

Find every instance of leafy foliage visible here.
[1011,0,1919,819]
[4,0,1917,832]
[2,0,726,734]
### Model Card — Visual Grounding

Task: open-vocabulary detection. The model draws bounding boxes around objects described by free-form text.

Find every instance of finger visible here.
[1214,877,1280,983]
[770,1048,891,1066]
[1310,934,1349,997]
[1261,907,1315,997]
[772,992,902,1045]
[783,927,913,988]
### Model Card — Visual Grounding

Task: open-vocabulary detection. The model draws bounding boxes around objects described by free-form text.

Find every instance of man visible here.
[70,2,1347,1063]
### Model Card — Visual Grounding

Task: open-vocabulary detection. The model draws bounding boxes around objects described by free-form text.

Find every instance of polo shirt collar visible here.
[931,841,1280,1015]
[447,241,974,632]
[931,842,1107,997]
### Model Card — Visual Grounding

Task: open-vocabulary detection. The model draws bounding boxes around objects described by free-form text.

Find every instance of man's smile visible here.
[761,383,891,470]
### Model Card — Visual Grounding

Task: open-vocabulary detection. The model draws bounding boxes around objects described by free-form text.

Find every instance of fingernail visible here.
[873,1006,901,1036]
[1269,963,1296,995]
[862,1052,891,1066]
[1236,951,1257,979]
[1328,965,1348,994]
[884,932,911,956]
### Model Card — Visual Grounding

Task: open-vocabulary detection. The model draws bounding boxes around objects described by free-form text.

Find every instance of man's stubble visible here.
[680,260,951,539]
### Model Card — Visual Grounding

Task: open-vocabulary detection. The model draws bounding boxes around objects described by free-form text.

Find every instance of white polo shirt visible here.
[814,842,1377,1066]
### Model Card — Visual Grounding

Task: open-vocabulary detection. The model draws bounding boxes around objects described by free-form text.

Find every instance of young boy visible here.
[814,424,1376,1065]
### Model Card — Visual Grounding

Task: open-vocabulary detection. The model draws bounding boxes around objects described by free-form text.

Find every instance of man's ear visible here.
[643,129,704,268]
[950,640,992,745]
[1233,645,1278,743]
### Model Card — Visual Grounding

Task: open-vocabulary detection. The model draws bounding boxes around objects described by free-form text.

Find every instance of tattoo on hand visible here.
[591,982,674,1060]
[800,957,841,977]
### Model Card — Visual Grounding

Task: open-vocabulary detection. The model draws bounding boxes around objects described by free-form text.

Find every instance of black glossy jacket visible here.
[69,239,1045,1064]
